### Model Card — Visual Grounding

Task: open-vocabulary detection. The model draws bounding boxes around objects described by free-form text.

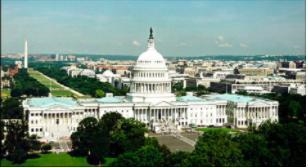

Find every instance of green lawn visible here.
[1,152,116,167]
[51,90,74,97]
[1,88,10,99]
[1,153,90,167]
[104,157,116,166]
[28,69,79,97]
[196,127,240,134]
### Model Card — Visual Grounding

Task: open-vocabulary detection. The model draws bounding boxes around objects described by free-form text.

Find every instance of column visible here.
[161,83,163,92]
[155,109,157,122]
[172,108,175,122]
[136,109,139,120]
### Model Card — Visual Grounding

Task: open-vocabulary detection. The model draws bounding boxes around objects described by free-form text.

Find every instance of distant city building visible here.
[238,67,273,76]
[289,84,306,96]
[15,61,23,69]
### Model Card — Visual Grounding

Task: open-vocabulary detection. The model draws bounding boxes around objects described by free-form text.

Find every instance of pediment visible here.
[45,105,72,111]
[152,101,174,107]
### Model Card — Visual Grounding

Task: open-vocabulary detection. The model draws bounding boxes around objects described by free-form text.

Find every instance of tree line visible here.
[10,69,50,97]
[0,120,52,164]
[33,65,129,97]
[70,112,305,166]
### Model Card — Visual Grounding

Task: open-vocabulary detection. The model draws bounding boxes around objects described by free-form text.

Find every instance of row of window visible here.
[30,113,42,117]
[190,113,213,118]
[103,110,129,113]
[216,118,225,123]
[31,128,42,132]
[238,120,248,126]
[30,120,39,124]
[138,60,163,64]
[84,109,98,112]
[190,107,214,111]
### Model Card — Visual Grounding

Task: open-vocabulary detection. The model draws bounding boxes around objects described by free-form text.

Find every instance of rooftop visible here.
[96,96,124,103]
[28,97,78,108]
[176,95,204,102]
[205,94,255,103]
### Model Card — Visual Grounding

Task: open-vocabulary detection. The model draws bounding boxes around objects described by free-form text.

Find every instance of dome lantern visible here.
[148,27,155,48]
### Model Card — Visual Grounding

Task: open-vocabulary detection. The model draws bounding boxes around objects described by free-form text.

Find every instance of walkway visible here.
[171,133,196,147]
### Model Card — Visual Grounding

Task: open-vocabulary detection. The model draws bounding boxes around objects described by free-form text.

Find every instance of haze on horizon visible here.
[1,0,305,56]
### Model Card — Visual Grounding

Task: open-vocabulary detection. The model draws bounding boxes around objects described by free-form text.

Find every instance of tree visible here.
[184,130,244,167]
[28,135,42,152]
[109,118,147,156]
[11,70,50,97]
[70,117,107,165]
[4,120,30,164]
[99,112,124,133]
[41,143,52,154]
[111,145,164,167]
[1,98,23,119]
[256,121,305,166]
[172,82,184,92]
[0,120,5,160]
[71,117,98,156]
[95,89,105,98]
[167,151,190,166]
[233,133,271,166]
[288,100,302,118]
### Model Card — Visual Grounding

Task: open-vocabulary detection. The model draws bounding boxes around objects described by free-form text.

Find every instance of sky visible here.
[1,0,306,56]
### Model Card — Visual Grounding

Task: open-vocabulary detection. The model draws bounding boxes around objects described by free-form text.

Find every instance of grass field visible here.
[1,153,90,167]
[196,127,241,134]
[1,88,11,99]
[28,69,78,97]
[0,153,116,167]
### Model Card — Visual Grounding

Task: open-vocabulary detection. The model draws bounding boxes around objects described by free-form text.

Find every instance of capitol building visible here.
[23,29,279,141]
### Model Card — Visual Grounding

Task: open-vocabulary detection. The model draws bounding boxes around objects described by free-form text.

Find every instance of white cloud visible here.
[178,42,188,46]
[218,42,232,48]
[215,35,232,48]
[240,43,248,48]
[132,40,140,46]
[217,35,224,41]
[293,45,301,49]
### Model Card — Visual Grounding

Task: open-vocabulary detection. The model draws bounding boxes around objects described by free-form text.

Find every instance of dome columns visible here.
[131,82,171,94]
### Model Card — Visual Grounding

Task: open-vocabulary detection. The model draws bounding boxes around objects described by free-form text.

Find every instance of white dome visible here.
[135,38,166,69]
[137,47,165,63]
[102,70,114,77]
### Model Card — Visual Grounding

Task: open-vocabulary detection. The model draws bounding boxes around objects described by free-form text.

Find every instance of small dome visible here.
[102,70,114,77]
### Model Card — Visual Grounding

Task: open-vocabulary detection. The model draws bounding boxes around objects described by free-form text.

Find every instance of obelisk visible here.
[24,40,28,68]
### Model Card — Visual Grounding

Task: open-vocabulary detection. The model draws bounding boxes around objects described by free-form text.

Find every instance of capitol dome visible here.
[127,28,176,103]
[135,28,167,70]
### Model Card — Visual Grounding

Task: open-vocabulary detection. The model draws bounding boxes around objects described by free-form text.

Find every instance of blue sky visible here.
[2,0,305,56]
